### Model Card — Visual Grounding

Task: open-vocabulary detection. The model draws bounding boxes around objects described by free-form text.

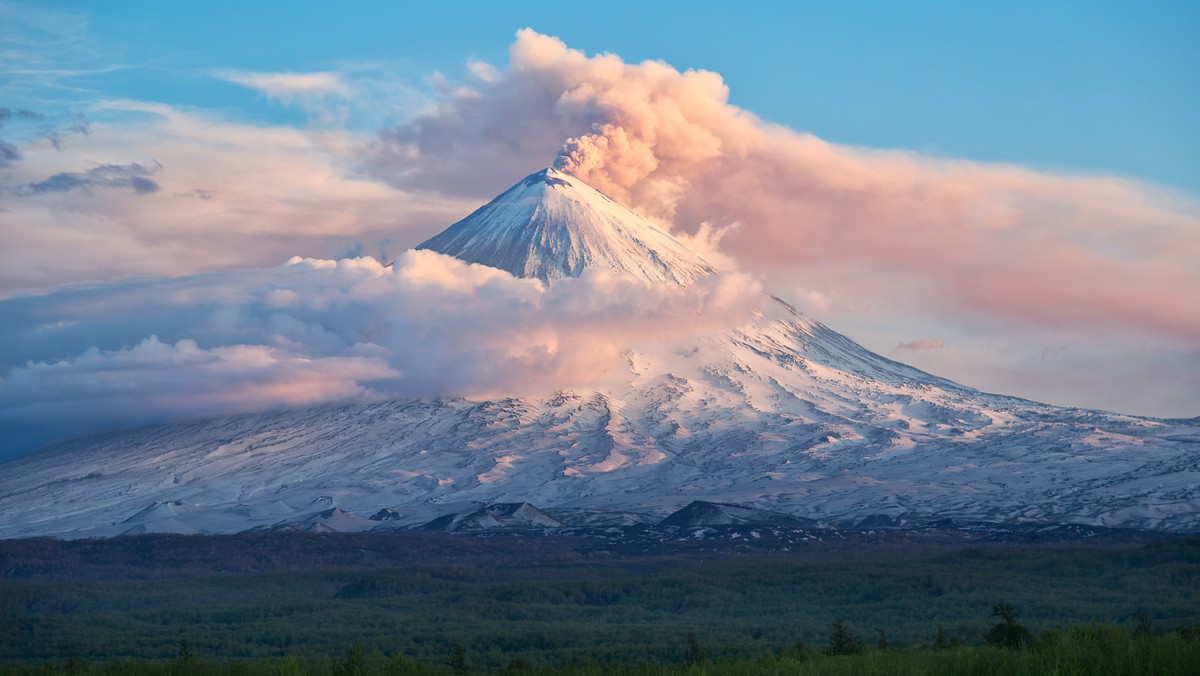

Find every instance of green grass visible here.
[1,626,1198,675]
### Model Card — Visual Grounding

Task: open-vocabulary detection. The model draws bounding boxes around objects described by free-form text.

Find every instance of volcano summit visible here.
[0,168,1197,539]
[417,167,715,285]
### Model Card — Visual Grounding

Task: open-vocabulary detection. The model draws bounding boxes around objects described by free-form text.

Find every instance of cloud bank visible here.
[0,252,761,457]
[0,102,471,297]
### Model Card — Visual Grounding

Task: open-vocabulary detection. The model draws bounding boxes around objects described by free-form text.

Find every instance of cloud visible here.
[0,106,90,156]
[2,25,1196,426]
[19,161,160,195]
[0,141,18,167]
[1,335,396,429]
[897,338,944,351]
[365,29,1200,348]
[0,102,473,298]
[0,106,92,177]
[216,70,362,124]
[466,59,501,84]
[218,70,354,110]
[0,109,19,167]
[0,251,762,457]
[38,112,90,150]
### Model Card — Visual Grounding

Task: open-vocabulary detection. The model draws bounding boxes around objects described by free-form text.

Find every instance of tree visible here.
[827,619,859,655]
[171,639,199,676]
[987,603,1033,648]
[334,642,366,676]
[685,631,704,665]
[933,624,949,651]
[448,643,467,674]
[176,639,195,663]
[1133,610,1153,639]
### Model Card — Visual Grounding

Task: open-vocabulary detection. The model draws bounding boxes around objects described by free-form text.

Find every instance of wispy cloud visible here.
[897,338,944,351]
[19,160,160,195]
[217,69,353,103]
[0,140,18,167]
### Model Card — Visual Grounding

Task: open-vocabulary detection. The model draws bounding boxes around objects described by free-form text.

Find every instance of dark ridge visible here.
[658,500,818,527]
[522,168,570,188]
[421,502,564,532]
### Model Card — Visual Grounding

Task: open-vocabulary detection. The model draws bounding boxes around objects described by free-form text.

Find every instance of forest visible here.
[1,532,1197,674]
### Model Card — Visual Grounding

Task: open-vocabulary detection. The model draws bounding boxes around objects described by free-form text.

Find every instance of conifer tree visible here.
[987,603,1033,648]
[827,619,859,655]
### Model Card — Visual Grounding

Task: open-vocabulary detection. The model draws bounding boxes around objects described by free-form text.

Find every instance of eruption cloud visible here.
[369,29,1200,346]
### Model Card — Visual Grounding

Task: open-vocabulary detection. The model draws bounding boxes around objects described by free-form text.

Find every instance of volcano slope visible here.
[0,168,1197,538]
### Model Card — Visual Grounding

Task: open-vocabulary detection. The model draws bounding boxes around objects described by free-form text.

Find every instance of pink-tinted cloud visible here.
[0,102,472,297]
[367,29,1200,347]
[0,251,762,456]
[3,27,1196,431]
[897,338,944,351]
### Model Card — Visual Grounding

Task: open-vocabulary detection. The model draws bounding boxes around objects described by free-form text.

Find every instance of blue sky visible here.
[0,1,1197,455]
[10,1,1198,193]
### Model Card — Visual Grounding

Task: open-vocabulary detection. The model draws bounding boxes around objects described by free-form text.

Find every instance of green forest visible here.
[2,535,1197,674]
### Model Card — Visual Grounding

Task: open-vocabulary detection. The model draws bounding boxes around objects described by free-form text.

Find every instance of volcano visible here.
[417,167,714,285]
[0,168,1197,538]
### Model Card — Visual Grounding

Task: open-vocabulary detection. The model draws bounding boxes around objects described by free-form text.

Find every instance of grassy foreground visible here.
[1,624,1198,675]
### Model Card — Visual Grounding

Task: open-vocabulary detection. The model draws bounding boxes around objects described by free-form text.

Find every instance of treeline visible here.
[3,527,1181,583]
[2,539,1197,668]
[2,621,1199,675]
[0,532,588,581]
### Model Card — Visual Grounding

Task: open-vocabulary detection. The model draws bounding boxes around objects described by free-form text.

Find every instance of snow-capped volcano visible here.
[1,169,1197,539]
[417,167,714,285]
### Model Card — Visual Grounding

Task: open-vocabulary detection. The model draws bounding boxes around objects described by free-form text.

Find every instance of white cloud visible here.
[218,69,353,102]
[0,251,762,457]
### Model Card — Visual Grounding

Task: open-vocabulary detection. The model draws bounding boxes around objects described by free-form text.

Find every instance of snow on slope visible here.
[2,300,1195,538]
[417,167,714,284]
[1,168,1198,538]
